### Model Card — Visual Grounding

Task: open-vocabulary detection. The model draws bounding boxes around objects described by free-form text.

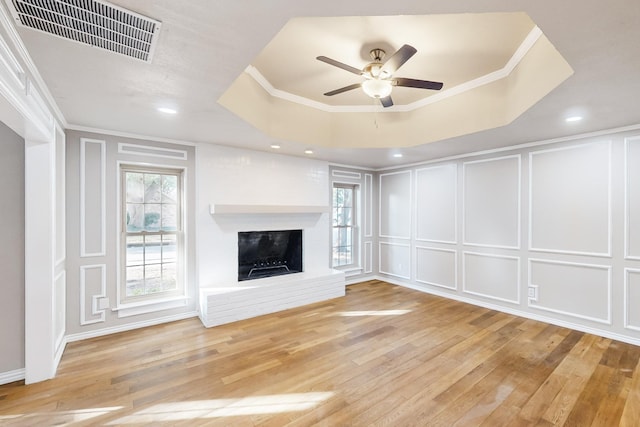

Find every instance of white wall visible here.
[377,129,640,345]
[197,144,331,287]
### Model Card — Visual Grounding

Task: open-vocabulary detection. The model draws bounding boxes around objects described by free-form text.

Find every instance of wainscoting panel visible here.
[80,264,106,325]
[626,137,640,259]
[332,169,361,179]
[529,259,611,324]
[530,141,611,256]
[55,126,65,266]
[415,164,457,243]
[379,242,411,279]
[54,270,66,352]
[365,173,373,238]
[416,246,457,290]
[379,171,411,239]
[118,143,188,160]
[463,252,520,304]
[80,138,106,257]
[364,241,373,274]
[463,155,520,249]
[625,268,640,331]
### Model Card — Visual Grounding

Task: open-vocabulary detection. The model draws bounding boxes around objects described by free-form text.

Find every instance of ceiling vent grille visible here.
[7,0,162,62]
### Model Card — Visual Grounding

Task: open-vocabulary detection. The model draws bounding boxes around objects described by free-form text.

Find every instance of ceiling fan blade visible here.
[380,95,393,108]
[316,56,363,75]
[394,77,443,91]
[323,83,362,96]
[381,44,417,75]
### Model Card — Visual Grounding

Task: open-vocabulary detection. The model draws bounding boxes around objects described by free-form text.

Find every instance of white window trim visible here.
[332,182,360,270]
[116,162,188,315]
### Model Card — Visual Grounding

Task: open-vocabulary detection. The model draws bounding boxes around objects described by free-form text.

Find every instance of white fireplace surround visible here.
[198,210,345,328]
[196,144,344,327]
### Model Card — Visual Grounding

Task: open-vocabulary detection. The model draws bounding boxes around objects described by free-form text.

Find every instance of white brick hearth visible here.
[199,269,345,327]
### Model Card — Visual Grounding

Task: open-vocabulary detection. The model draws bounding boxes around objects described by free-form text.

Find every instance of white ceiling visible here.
[7,0,640,168]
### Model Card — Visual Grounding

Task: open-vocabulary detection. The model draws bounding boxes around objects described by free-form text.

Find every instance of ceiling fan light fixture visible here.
[362,79,393,99]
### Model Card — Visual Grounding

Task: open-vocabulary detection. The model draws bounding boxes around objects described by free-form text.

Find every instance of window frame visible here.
[331,183,360,269]
[118,164,186,307]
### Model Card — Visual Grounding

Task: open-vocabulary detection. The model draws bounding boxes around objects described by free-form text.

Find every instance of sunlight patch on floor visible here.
[0,407,123,425]
[107,392,334,424]
[336,309,412,316]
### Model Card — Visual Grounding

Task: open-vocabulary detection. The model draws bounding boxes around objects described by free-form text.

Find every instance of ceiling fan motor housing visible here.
[370,48,386,62]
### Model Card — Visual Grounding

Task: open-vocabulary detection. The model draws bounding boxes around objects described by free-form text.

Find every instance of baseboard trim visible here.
[53,335,67,377]
[371,275,640,348]
[0,368,25,385]
[65,311,199,343]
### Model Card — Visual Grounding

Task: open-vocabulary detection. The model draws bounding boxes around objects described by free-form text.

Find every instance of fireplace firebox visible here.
[238,229,303,281]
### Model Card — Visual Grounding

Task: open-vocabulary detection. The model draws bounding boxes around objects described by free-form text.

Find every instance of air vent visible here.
[7,0,161,62]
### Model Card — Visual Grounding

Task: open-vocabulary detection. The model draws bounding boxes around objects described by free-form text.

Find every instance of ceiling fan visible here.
[316,44,443,108]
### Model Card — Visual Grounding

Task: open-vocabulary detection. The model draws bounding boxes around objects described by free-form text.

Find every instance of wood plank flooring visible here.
[2,280,640,426]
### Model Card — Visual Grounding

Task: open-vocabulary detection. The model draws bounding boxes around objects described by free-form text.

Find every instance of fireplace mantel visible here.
[209,204,329,215]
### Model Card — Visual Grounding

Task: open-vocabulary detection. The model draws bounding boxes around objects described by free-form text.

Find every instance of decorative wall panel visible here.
[463,252,520,303]
[416,246,457,290]
[625,269,640,331]
[332,169,361,179]
[529,259,611,324]
[416,164,457,243]
[530,141,611,256]
[379,242,410,279]
[365,173,373,237]
[379,171,411,238]
[79,264,106,325]
[626,137,640,259]
[80,138,106,257]
[55,126,65,266]
[364,241,373,274]
[54,271,66,350]
[463,155,520,248]
[118,143,188,160]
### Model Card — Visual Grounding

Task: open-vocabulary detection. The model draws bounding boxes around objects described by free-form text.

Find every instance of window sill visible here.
[333,266,363,277]
[114,295,189,318]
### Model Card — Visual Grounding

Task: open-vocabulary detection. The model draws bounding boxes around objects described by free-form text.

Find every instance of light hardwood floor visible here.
[2,280,640,426]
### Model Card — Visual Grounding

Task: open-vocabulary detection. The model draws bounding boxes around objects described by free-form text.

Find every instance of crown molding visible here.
[0,2,67,128]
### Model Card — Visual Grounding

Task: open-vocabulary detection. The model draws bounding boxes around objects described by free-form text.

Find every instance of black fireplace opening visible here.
[238,229,303,281]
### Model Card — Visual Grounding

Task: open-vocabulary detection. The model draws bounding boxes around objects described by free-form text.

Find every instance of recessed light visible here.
[157,107,177,114]
[565,116,583,122]
[393,153,403,158]
[304,149,314,155]
[270,144,281,149]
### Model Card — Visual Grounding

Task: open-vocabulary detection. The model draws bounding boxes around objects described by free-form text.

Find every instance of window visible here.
[121,166,184,303]
[332,184,358,267]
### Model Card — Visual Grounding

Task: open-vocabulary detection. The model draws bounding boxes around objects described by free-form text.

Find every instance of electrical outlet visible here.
[97,297,110,310]
[527,286,538,301]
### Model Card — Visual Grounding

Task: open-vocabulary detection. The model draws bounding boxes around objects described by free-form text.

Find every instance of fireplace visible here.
[238,229,303,281]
